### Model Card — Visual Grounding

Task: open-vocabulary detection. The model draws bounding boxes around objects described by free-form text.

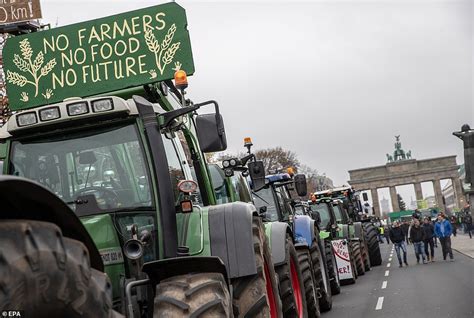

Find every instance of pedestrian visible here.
[378,226,385,243]
[409,218,427,264]
[422,217,435,262]
[384,226,390,244]
[401,221,410,244]
[463,210,472,239]
[450,215,457,237]
[434,213,454,261]
[389,221,408,267]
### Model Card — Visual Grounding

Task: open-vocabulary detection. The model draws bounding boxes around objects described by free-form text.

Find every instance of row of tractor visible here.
[0,2,382,317]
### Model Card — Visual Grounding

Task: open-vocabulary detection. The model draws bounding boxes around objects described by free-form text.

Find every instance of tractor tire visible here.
[296,248,320,318]
[363,223,382,266]
[0,221,118,318]
[313,240,332,313]
[324,240,340,295]
[362,241,371,272]
[352,241,365,276]
[154,272,231,317]
[232,216,282,318]
[276,235,308,318]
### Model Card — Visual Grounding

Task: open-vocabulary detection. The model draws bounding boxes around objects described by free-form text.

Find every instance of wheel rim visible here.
[290,258,303,318]
[319,252,329,293]
[264,260,278,318]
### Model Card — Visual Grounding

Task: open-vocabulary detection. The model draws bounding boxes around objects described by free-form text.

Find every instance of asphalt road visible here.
[323,239,474,318]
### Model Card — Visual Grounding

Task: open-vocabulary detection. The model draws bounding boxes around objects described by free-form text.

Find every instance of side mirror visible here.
[78,151,97,165]
[196,113,227,153]
[248,161,266,191]
[294,174,307,197]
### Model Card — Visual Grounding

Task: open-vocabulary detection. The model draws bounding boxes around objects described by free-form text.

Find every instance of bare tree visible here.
[254,147,300,173]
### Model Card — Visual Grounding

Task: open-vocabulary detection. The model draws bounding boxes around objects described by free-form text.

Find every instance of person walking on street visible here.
[410,219,427,264]
[384,226,390,244]
[422,217,435,262]
[401,221,410,245]
[389,221,408,267]
[450,215,457,237]
[435,213,454,261]
[463,211,472,239]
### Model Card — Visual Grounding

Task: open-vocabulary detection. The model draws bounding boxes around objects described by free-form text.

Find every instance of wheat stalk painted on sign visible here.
[6,38,57,99]
[145,24,181,76]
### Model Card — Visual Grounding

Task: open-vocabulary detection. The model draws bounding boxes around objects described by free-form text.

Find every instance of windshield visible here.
[253,186,278,222]
[333,204,344,223]
[310,203,331,229]
[9,124,153,213]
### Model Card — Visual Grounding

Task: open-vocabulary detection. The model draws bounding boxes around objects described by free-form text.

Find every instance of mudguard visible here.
[208,202,258,279]
[142,256,229,286]
[294,215,316,247]
[0,176,103,271]
[266,221,292,266]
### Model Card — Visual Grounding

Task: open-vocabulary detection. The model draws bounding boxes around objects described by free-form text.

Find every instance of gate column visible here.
[390,186,400,212]
[433,179,445,211]
[371,188,380,217]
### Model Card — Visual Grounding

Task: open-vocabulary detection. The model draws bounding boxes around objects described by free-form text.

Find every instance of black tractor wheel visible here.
[324,239,340,295]
[363,222,382,266]
[352,241,365,276]
[232,216,282,318]
[296,248,320,318]
[313,239,332,312]
[0,221,118,318]
[154,272,231,317]
[276,235,308,318]
[362,241,371,272]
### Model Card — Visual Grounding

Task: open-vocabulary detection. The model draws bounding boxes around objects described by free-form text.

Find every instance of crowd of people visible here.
[378,206,473,268]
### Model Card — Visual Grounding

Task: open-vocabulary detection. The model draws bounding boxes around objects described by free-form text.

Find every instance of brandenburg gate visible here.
[348,136,463,216]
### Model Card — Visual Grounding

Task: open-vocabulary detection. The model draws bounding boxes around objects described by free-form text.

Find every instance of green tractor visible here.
[0,3,281,317]
[314,187,382,268]
[221,141,334,317]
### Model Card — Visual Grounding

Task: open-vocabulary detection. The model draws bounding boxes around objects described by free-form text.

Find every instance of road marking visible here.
[385,270,390,276]
[389,257,392,261]
[386,263,391,268]
[375,296,384,310]
[381,281,387,289]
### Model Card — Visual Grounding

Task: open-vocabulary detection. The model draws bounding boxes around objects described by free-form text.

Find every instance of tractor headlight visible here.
[222,160,230,168]
[67,102,89,116]
[17,112,38,127]
[39,107,60,121]
[92,98,114,112]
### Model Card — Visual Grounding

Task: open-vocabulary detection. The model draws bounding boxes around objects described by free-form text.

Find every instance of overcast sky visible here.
[40,0,473,204]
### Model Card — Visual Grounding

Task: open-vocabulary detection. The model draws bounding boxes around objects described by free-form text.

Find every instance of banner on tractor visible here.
[3,2,194,111]
[0,0,42,24]
[331,239,354,281]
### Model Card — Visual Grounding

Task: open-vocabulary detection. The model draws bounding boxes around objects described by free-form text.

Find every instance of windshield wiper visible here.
[107,206,152,213]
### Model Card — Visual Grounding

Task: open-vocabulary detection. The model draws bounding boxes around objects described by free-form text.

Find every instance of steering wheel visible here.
[74,186,119,209]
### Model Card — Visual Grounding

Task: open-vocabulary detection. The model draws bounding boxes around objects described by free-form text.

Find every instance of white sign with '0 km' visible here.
[331,239,355,281]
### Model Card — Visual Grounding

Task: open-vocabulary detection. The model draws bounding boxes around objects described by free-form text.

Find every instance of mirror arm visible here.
[160,104,200,128]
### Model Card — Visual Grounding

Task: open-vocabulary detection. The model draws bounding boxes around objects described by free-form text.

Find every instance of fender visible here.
[267,221,292,266]
[142,256,229,287]
[294,215,316,247]
[0,176,103,271]
[208,202,257,279]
